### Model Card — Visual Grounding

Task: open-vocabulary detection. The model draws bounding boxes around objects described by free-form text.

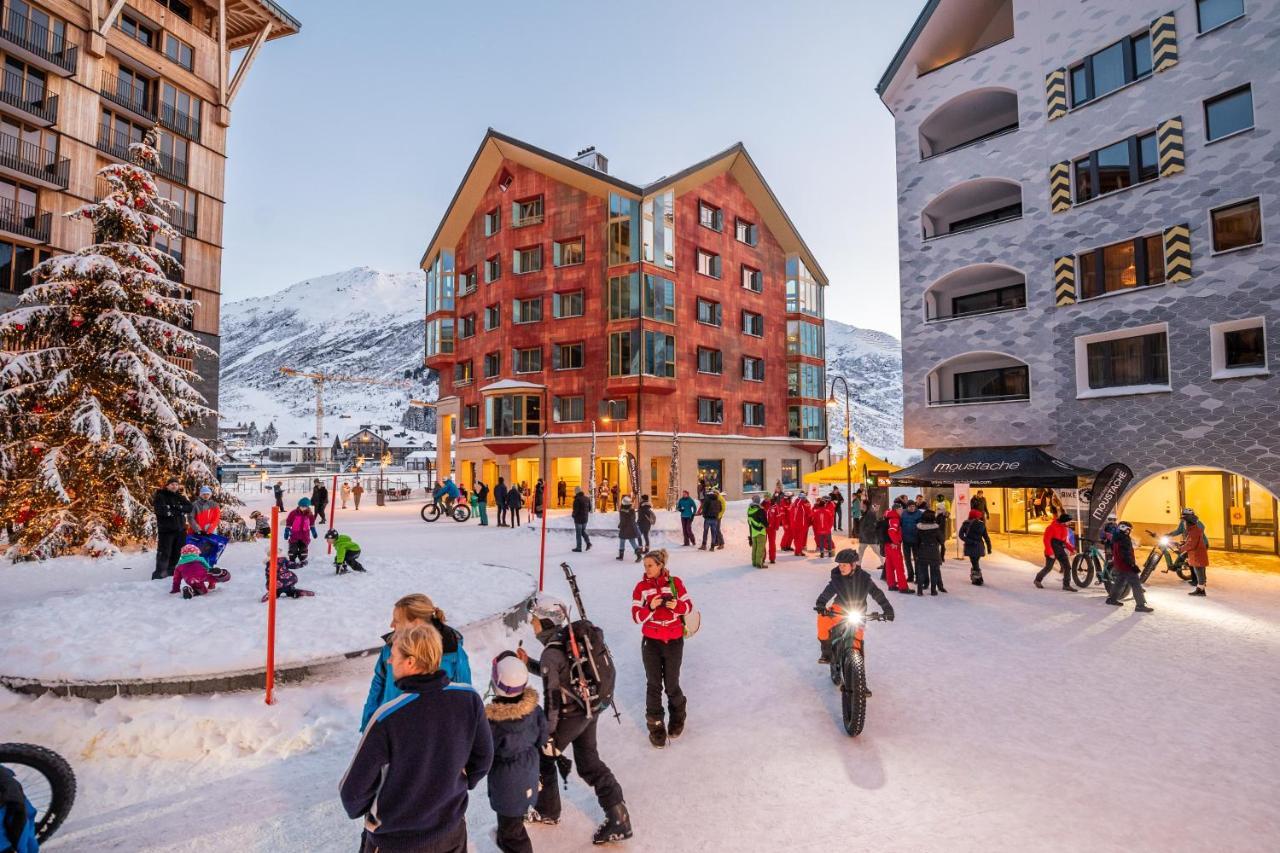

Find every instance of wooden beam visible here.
[227,22,272,105]
[218,0,228,105]
[99,0,127,35]
[90,0,101,30]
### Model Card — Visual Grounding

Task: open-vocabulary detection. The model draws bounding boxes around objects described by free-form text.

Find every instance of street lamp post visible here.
[828,376,854,532]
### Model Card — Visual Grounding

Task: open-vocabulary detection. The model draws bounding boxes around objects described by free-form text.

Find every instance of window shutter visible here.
[1157,115,1184,177]
[1049,160,1072,213]
[1054,255,1077,306]
[1045,68,1068,120]
[1163,224,1192,282]
[1151,13,1178,72]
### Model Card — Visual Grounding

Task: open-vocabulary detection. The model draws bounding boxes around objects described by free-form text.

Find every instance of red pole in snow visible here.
[326,473,339,554]
[265,505,280,705]
[538,486,549,592]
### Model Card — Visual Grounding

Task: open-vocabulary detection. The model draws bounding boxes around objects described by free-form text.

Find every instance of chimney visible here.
[574,145,608,174]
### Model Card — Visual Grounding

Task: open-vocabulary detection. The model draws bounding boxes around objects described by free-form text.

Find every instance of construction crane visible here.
[279,367,425,462]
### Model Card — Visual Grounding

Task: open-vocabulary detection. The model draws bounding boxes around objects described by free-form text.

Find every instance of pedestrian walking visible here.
[311,479,329,525]
[495,477,509,527]
[534,479,544,519]
[829,486,844,531]
[557,477,567,508]
[273,480,284,511]
[857,501,880,564]
[571,486,593,552]
[848,489,864,539]
[340,623,493,853]
[610,483,620,512]
[748,496,768,568]
[1035,513,1078,591]
[789,494,812,557]
[484,653,548,853]
[617,496,643,561]
[1106,521,1154,612]
[971,489,989,520]
[958,509,993,586]
[351,481,364,511]
[518,597,632,844]
[899,500,924,584]
[340,481,351,509]
[883,506,909,592]
[152,477,191,580]
[637,494,656,554]
[632,549,692,748]
[475,480,490,526]
[675,490,697,546]
[915,509,946,595]
[698,489,720,550]
[506,483,524,527]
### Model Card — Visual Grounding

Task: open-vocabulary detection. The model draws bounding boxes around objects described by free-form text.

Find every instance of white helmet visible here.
[529,593,569,629]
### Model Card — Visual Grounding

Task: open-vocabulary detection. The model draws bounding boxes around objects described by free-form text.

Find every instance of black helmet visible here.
[1181,507,1196,518]
[323,529,339,540]
[835,548,859,564]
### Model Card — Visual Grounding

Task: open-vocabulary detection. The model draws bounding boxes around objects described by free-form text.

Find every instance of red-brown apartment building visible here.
[423,130,828,504]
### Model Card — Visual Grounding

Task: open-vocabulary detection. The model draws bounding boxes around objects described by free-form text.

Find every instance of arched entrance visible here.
[1119,467,1278,555]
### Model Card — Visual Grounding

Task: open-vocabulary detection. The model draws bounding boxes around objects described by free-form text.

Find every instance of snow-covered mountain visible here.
[219,267,907,458]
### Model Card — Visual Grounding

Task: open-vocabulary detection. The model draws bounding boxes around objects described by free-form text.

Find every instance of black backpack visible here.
[554,619,616,715]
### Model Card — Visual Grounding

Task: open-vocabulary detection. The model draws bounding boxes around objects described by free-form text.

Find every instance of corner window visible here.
[1205,85,1253,141]
[642,191,676,269]
[514,347,542,374]
[696,249,721,278]
[742,265,762,292]
[696,298,722,326]
[553,290,584,318]
[1197,0,1245,33]
[743,404,765,429]
[512,196,543,227]
[698,201,722,231]
[1069,32,1152,108]
[609,273,674,322]
[742,356,764,382]
[483,351,501,378]
[788,362,825,399]
[484,303,500,330]
[553,237,584,267]
[696,347,723,375]
[785,257,824,317]
[513,297,543,324]
[742,310,764,337]
[463,404,479,430]
[609,330,674,378]
[484,208,500,236]
[1211,198,1262,253]
[1211,317,1267,378]
[1077,233,1166,300]
[485,393,542,436]
[786,320,824,357]
[1073,131,1158,203]
[554,396,585,423]
[608,193,640,266]
[735,218,757,245]
[697,397,724,424]
[787,405,826,440]
[553,342,584,371]
[485,255,501,283]
[742,458,765,491]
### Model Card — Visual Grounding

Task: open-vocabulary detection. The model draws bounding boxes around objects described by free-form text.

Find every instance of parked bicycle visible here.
[420,495,471,523]
[1070,539,1113,590]
[0,743,76,846]
[1141,531,1194,584]
[823,606,887,737]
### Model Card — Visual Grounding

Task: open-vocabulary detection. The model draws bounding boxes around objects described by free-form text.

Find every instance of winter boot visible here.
[586,541,592,551]
[1034,579,1044,589]
[526,808,559,826]
[593,803,633,844]
[616,553,624,561]
[181,585,193,600]
[1189,588,1206,597]
[668,715,685,740]
[1136,605,1155,612]
[1062,585,1076,592]
[572,548,583,552]
[818,638,832,665]
[647,717,667,749]
[1105,597,1122,606]
[634,551,643,563]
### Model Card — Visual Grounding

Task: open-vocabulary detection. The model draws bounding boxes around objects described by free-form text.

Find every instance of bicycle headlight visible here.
[845,611,865,627]
[1158,536,1171,547]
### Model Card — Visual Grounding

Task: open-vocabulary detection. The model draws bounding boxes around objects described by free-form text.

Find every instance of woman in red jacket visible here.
[811,498,836,559]
[631,548,692,749]
[790,495,813,557]
[883,507,908,592]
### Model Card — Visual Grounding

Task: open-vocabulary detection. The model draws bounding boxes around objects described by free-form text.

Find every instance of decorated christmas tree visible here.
[0,130,222,558]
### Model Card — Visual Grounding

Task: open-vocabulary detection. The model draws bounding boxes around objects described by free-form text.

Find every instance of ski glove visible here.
[310,527,318,539]
[283,528,291,541]
[884,611,895,622]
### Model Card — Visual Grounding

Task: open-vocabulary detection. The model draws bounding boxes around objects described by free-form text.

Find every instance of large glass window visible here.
[485,394,542,436]
[785,257,824,317]
[119,12,155,48]
[950,283,1026,317]
[1211,198,1262,253]
[786,320,824,357]
[425,251,454,314]
[425,317,455,357]
[1069,33,1153,108]
[1077,233,1165,299]
[697,460,723,491]
[1074,131,1159,202]
[788,363,825,399]
[609,273,674,322]
[553,290,584,318]
[160,82,201,138]
[0,238,43,292]
[787,405,826,440]
[953,366,1029,402]
[1197,0,1244,33]
[608,193,640,265]
[609,330,675,377]
[553,342,584,370]
[1087,332,1168,388]
[780,459,801,490]
[643,275,675,323]
[742,458,765,490]
[697,398,724,424]
[642,190,675,269]
[164,34,194,71]
[1205,85,1254,141]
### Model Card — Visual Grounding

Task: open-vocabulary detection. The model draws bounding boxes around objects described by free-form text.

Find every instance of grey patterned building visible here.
[878,0,1278,556]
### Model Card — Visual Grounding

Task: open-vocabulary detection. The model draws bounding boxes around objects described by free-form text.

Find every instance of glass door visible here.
[1229,474,1278,554]
[1180,471,1227,549]
[1004,488,1028,533]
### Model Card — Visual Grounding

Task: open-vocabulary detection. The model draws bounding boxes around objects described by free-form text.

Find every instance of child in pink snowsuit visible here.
[170,544,217,597]
[883,508,908,591]
[283,498,318,564]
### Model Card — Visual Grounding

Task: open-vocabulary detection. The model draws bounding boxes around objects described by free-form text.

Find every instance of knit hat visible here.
[180,544,201,556]
[491,652,529,698]
[199,486,212,497]
[298,498,311,508]
[752,495,761,504]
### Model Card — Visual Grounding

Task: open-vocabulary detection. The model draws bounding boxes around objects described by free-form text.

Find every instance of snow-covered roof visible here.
[405,450,436,460]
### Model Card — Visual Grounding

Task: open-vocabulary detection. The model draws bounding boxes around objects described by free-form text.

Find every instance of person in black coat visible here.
[533,479,544,518]
[857,502,879,563]
[152,478,192,580]
[814,549,895,668]
[557,478,567,508]
[959,510,993,586]
[485,653,547,853]
[914,510,947,595]
[698,491,720,550]
[571,487,592,552]
[506,482,524,527]
[495,478,509,527]
[311,480,329,525]
[617,497,642,561]
[637,494,656,554]
[273,480,284,511]
[829,486,845,531]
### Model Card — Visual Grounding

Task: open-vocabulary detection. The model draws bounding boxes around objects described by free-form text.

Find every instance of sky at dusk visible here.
[222,0,924,337]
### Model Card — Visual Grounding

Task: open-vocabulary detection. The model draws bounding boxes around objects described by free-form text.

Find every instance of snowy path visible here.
[4,501,1279,852]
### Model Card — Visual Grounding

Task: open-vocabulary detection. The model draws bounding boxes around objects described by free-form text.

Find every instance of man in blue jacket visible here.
[899,500,925,586]
[675,490,697,546]
[341,623,493,853]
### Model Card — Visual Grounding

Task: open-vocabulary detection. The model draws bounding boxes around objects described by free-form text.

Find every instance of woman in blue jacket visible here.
[360,593,472,730]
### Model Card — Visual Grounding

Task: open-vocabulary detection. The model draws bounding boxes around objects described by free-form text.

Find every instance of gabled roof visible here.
[420,129,827,285]
[876,0,941,98]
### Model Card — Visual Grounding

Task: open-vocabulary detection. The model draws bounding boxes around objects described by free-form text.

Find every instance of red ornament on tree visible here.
[30,444,42,455]
[32,403,44,414]
[135,199,146,210]
[70,313,85,328]
[111,514,124,526]
[14,323,23,331]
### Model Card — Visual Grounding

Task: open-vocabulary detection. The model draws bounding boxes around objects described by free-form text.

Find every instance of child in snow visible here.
[814,548,895,666]
[283,498,318,564]
[262,555,312,602]
[170,544,219,598]
[248,510,272,539]
[485,652,547,853]
[324,529,366,574]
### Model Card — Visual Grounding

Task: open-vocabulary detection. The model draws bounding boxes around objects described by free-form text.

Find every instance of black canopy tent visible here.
[890,448,1095,488]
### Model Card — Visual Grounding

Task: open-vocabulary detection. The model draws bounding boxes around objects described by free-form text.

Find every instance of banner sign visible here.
[1084,463,1133,542]
[953,482,971,522]
[626,451,640,499]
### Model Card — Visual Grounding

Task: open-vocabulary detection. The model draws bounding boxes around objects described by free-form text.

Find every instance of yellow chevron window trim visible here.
[1151,13,1178,72]
[1054,255,1077,306]
[1049,161,1072,213]
[1045,68,1068,120]
[1157,116,1185,177]
[1163,224,1192,282]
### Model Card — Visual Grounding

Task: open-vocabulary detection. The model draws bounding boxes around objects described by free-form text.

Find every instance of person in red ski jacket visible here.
[777,495,794,553]
[1035,513,1077,591]
[790,495,813,556]
[631,548,692,748]
[811,498,836,559]
[765,496,785,564]
[883,507,908,591]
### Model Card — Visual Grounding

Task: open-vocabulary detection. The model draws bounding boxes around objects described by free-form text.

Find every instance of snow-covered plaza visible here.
[2,497,1278,852]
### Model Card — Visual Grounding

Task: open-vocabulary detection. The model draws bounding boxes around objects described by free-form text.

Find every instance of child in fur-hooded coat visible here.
[486,652,548,851]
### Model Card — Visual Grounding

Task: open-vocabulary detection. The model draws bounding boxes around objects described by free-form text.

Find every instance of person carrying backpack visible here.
[517,595,632,844]
[485,653,548,853]
[698,490,721,551]
[1106,521,1155,612]
[631,549,693,748]
[959,509,993,586]
[617,496,643,562]
[571,486,593,552]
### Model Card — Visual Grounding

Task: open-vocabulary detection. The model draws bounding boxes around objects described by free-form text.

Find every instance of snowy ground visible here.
[2,497,1278,852]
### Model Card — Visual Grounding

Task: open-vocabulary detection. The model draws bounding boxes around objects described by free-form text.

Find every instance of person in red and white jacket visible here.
[631,548,692,749]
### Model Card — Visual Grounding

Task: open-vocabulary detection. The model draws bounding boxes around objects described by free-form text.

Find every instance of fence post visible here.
[327,473,339,554]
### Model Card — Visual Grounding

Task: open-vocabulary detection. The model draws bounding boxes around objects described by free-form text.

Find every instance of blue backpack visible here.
[1,766,38,853]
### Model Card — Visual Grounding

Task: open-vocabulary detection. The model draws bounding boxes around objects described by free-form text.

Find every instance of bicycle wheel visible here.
[420,504,441,523]
[1173,557,1195,583]
[451,505,472,523]
[0,743,76,843]
[840,652,868,737]
[1070,553,1096,589]
[1139,550,1160,584]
